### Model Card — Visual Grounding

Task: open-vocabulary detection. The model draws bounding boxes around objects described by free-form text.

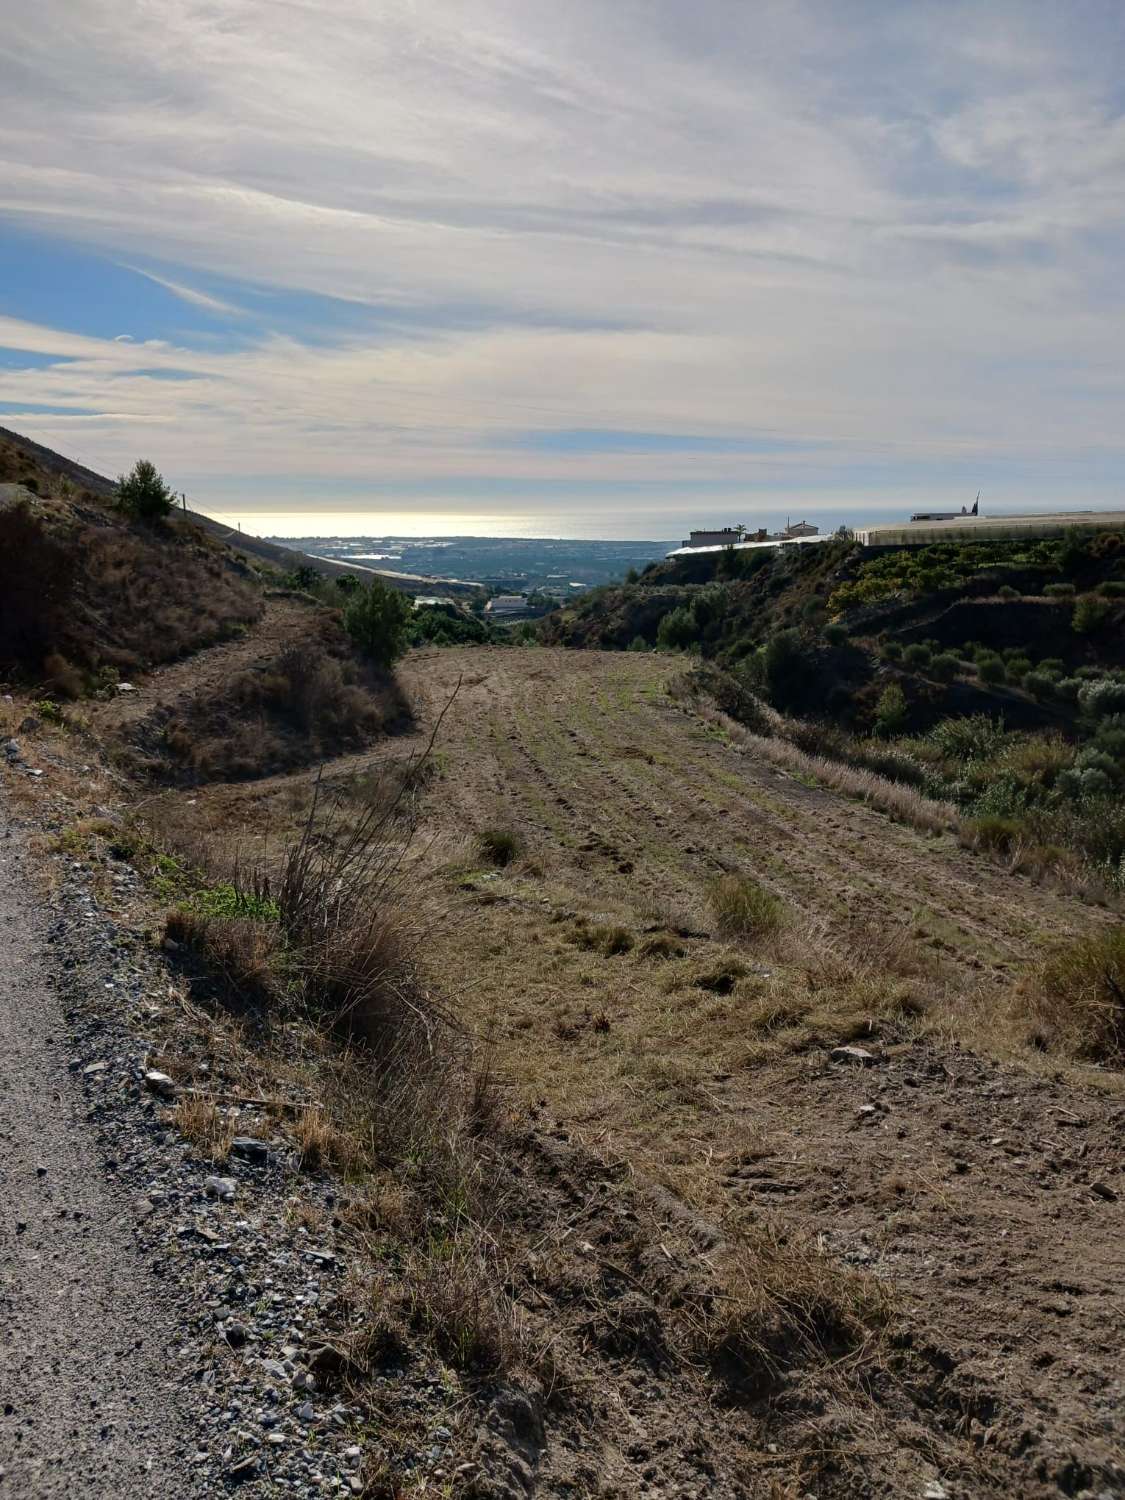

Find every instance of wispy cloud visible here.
[123,266,245,317]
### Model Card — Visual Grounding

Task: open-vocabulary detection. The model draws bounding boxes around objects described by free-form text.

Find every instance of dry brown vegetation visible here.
[0,484,261,688]
[142,628,409,782]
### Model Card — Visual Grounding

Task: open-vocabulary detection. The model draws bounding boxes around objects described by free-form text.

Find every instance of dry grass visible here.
[170,1094,236,1160]
[708,873,784,942]
[1013,926,1125,1064]
[695,1220,893,1397]
[154,633,409,782]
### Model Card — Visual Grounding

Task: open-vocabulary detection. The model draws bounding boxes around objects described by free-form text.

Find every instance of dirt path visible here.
[0,811,193,1498]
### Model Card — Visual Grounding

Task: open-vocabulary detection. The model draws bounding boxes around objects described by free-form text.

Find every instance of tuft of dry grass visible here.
[696,1220,893,1398]
[476,826,522,867]
[707,873,784,943]
[170,1094,235,1160]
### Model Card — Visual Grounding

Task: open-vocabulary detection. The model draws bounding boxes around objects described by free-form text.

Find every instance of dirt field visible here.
[22,621,1125,1496]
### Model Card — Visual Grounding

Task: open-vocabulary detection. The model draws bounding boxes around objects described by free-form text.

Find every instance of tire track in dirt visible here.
[395,647,1099,983]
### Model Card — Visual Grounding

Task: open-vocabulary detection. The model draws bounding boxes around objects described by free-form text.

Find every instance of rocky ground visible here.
[0,797,460,1497]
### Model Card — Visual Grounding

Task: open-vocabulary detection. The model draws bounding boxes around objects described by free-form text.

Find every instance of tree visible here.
[335,573,361,593]
[116,459,175,520]
[343,579,411,667]
[873,682,908,737]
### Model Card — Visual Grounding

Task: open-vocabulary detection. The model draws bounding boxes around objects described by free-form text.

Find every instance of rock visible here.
[223,1322,250,1348]
[230,1137,271,1164]
[17,717,40,734]
[831,1045,877,1066]
[143,1069,176,1099]
[116,682,138,693]
[227,1456,259,1483]
[83,1060,108,1075]
[305,1248,335,1267]
[205,1175,238,1202]
[296,1401,316,1424]
[1090,1181,1117,1202]
[922,1483,949,1499]
[856,1103,878,1117]
[3,740,20,762]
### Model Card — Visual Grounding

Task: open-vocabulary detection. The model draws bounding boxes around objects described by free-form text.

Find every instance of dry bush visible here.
[1015,926,1125,1064]
[293,1106,369,1176]
[708,874,784,942]
[164,908,283,1012]
[151,629,410,782]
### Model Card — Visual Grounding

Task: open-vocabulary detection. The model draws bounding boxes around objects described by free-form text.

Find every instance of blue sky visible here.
[1,0,1124,537]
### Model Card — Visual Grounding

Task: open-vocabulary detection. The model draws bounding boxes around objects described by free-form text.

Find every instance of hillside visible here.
[0,425,474,598]
[2,436,1124,1497]
[543,533,1125,890]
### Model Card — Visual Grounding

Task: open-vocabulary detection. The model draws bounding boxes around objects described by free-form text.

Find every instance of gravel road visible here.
[0,813,193,1497]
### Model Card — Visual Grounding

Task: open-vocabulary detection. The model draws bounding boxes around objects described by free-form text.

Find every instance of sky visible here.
[1,0,1124,539]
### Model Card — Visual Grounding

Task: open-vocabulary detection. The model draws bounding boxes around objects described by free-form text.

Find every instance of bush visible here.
[873,683,907,737]
[477,828,521,867]
[1044,582,1076,598]
[965,814,1025,853]
[344,580,411,666]
[977,654,1006,685]
[656,605,699,651]
[1100,580,1125,597]
[902,643,931,668]
[707,875,783,942]
[1077,680,1125,719]
[1020,927,1125,1064]
[1073,597,1110,635]
[928,714,1006,761]
[930,652,960,682]
[628,635,648,652]
[1023,671,1055,700]
[822,622,847,646]
[116,458,176,520]
[881,640,903,662]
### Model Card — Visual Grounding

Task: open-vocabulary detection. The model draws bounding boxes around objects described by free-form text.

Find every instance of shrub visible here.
[928,714,1006,761]
[116,458,176,520]
[902,643,931,668]
[628,635,648,652]
[1075,748,1120,782]
[1019,927,1125,1064]
[881,640,903,662]
[656,606,698,651]
[1039,658,1065,677]
[1093,727,1125,761]
[930,651,959,682]
[477,828,521,867]
[964,814,1025,853]
[997,584,1019,599]
[873,683,907,738]
[1078,680,1125,719]
[977,654,1006,685]
[1044,582,1076,598]
[707,875,783,942]
[1023,671,1055,700]
[344,580,412,666]
[1073,597,1110,635]
[822,622,847,646]
[1100,580,1125,597]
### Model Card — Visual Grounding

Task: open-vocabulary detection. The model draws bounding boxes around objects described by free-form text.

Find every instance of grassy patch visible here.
[707,874,783,942]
